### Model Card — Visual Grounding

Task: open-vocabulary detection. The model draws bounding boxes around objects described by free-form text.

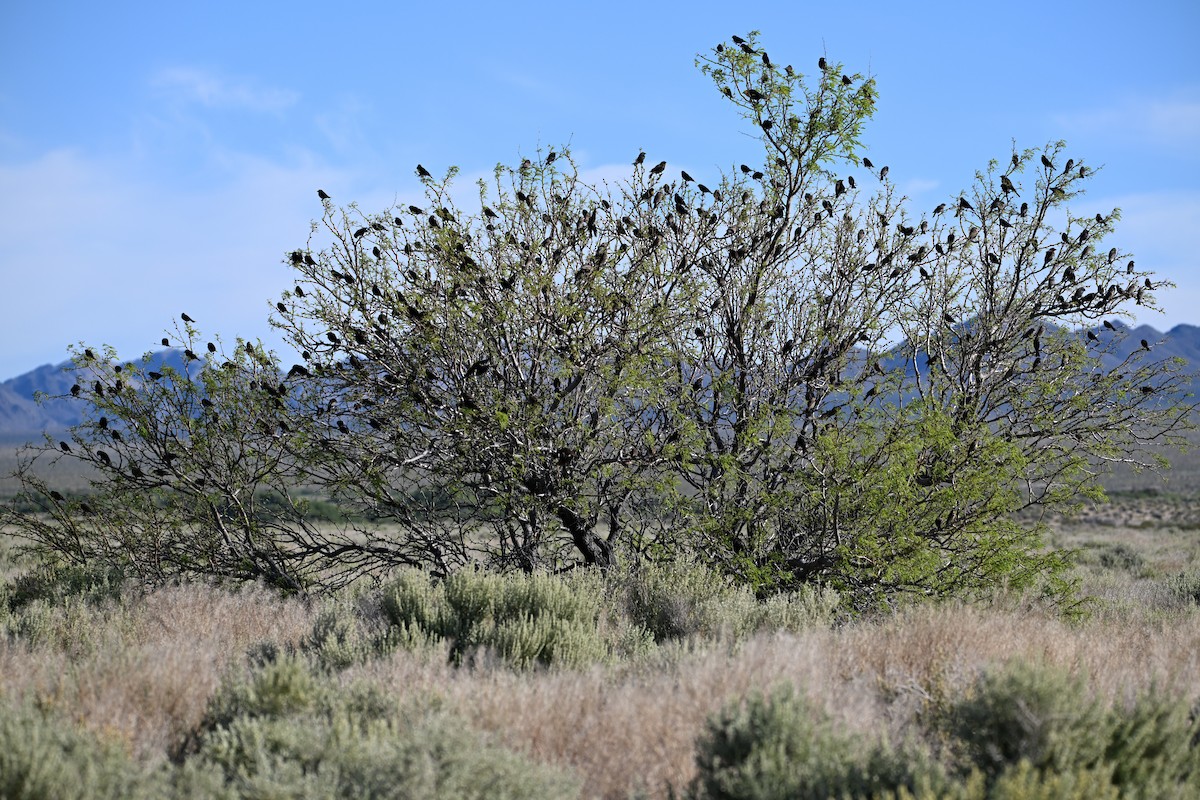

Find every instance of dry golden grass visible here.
[332,596,1200,799]
[0,583,314,760]
[2,518,1199,798]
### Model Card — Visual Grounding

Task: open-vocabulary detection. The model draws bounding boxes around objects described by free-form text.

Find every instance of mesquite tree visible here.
[4,32,1192,605]
[273,157,695,573]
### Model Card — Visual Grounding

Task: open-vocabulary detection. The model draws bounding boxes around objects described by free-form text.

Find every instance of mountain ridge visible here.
[2,322,1197,441]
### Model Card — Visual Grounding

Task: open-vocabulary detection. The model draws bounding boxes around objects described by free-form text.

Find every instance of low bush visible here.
[690,683,945,800]
[616,556,840,643]
[377,567,653,669]
[0,699,230,800]
[187,656,581,799]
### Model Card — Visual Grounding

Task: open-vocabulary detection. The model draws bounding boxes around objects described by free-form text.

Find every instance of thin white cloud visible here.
[1054,94,1200,149]
[1092,190,1200,331]
[152,67,299,114]
[0,147,345,378]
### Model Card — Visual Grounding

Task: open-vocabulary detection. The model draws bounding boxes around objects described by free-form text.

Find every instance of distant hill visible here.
[0,349,193,443]
[1,323,1198,442]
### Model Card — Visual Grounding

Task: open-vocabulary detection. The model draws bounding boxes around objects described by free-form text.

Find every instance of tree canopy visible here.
[4,33,1193,608]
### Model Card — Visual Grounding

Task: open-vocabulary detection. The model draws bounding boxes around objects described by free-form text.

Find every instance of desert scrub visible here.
[690,682,945,800]
[0,698,231,800]
[936,660,1200,798]
[614,556,841,643]
[377,567,653,669]
[186,655,581,799]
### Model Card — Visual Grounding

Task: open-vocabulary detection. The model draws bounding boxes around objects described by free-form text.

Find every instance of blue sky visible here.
[1,0,1197,379]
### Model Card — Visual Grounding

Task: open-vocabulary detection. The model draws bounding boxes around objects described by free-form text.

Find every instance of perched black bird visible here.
[841,74,851,86]
[1141,339,1151,351]
[70,384,81,397]
[304,254,316,266]
[634,151,646,166]
[681,170,694,182]
[98,416,108,429]
[1041,154,1053,169]
[1145,277,1153,289]
[318,189,331,200]
[295,286,305,297]
[207,342,216,353]
[162,337,170,347]
[863,157,874,169]
[181,312,194,323]
[97,450,111,467]
[60,441,71,453]
[958,197,973,211]
[1103,320,1116,331]
[184,349,198,361]
[1141,386,1155,395]
[416,164,432,178]
[1000,175,1018,195]
[1087,331,1099,343]
[879,165,889,179]
[50,490,65,502]
[94,380,104,395]
[650,161,667,175]
[731,35,746,44]
[149,371,163,380]
[818,57,828,71]
[277,302,288,314]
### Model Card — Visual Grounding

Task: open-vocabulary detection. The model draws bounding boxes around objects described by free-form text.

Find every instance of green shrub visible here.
[377,567,651,669]
[938,661,1200,797]
[615,557,839,644]
[1095,543,1145,572]
[1163,571,1200,606]
[189,657,580,799]
[1101,692,1200,799]
[0,701,168,800]
[939,662,1108,781]
[690,683,945,800]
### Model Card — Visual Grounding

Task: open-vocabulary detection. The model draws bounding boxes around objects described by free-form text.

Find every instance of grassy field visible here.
[2,435,1200,797]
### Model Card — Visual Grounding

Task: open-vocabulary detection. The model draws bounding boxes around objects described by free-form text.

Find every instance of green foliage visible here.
[690,683,946,800]
[377,567,653,669]
[0,700,231,800]
[939,662,1108,781]
[1100,692,1200,799]
[937,661,1200,797]
[615,556,840,642]
[188,657,580,799]
[1094,542,1145,572]
[1164,571,1200,606]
